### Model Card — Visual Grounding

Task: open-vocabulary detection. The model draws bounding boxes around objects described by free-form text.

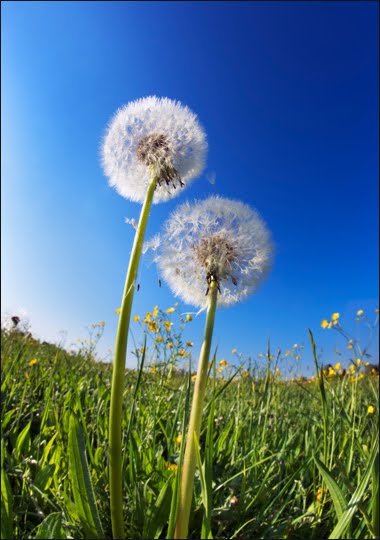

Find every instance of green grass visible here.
[1,320,379,539]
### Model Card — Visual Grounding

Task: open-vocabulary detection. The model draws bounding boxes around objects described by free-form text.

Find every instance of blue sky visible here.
[2,1,378,375]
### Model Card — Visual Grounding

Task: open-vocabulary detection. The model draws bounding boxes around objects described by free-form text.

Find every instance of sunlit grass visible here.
[1,310,378,539]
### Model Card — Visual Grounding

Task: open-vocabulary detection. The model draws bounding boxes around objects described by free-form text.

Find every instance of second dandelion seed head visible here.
[153,196,274,308]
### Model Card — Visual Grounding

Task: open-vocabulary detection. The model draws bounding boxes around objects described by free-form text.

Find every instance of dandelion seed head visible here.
[101,96,207,203]
[153,196,274,308]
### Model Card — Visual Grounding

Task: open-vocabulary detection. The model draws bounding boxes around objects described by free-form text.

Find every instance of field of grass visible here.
[1,310,379,539]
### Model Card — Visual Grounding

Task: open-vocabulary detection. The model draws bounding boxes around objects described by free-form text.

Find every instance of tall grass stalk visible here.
[174,280,218,539]
[108,173,157,539]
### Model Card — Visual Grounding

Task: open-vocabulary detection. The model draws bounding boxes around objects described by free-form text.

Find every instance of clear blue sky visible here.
[2,1,378,375]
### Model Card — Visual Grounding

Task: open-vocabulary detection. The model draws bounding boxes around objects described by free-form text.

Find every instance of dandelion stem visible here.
[109,174,157,540]
[174,280,218,539]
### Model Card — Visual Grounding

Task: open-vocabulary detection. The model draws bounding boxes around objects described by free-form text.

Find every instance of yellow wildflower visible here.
[186,314,193,321]
[191,374,197,381]
[321,320,329,329]
[334,362,341,370]
[293,344,298,348]
[185,351,191,357]
[179,349,185,357]
[357,309,364,316]
[331,312,340,321]
[186,341,193,347]
[28,358,38,367]
[328,322,333,329]
[359,373,365,379]
[99,321,105,327]
[153,305,159,317]
[149,367,156,374]
[316,487,325,503]
[133,315,140,322]
[165,462,178,472]
[140,347,146,354]
[231,348,237,354]
[148,321,156,332]
[365,362,370,367]
[368,405,375,414]
[356,358,362,365]
[328,367,336,377]
[218,359,229,368]
[115,308,121,314]
[144,312,152,322]
[167,342,173,348]
[164,321,173,332]
[166,307,175,314]
[156,336,163,343]
[175,434,182,445]
[217,367,223,373]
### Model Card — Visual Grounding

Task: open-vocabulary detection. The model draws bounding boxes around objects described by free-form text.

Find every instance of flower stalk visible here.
[108,173,157,540]
[174,279,218,539]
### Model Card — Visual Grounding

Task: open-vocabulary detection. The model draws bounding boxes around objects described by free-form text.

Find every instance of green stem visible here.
[109,176,157,539]
[174,280,218,539]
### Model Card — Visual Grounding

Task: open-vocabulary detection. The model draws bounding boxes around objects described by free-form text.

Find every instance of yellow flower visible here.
[347,344,353,349]
[191,374,197,381]
[186,341,193,347]
[28,358,38,367]
[218,359,229,368]
[148,321,156,332]
[153,305,159,317]
[357,309,364,316]
[166,307,175,314]
[359,373,365,379]
[365,362,370,367]
[185,351,191,357]
[231,348,237,354]
[175,434,182,445]
[334,362,341,370]
[328,367,336,377]
[140,347,146,354]
[356,358,362,365]
[328,322,333,329]
[316,487,325,503]
[164,321,173,332]
[349,366,356,374]
[144,312,152,322]
[133,315,140,322]
[179,349,185,357]
[165,462,178,472]
[293,344,298,348]
[331,312,340,321]
[115,308,121,314]
[156,336,163,343]
[217,367,223,373]
[367,405,375,414]
[321,320,329,329]
[149,367,156,374]
[167,342,173,348]
[186,314,193,321]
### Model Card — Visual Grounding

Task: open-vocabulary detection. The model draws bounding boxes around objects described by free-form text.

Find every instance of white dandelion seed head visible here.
[101,96,207,204]
[153,196,274,308]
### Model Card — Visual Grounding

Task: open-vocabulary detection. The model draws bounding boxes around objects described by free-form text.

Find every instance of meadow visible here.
[1,309,379,540]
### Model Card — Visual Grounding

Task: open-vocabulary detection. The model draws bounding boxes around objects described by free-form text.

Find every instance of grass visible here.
[1,311,379,539]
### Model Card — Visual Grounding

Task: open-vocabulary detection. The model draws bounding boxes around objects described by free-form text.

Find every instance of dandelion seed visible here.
[101,96,207,203]
[153,196,273,308]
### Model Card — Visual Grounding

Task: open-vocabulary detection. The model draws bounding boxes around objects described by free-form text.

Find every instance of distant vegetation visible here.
[1,308,378,539]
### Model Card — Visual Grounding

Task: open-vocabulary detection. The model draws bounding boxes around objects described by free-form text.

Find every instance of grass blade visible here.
[314,455,347,520]
[68,414,104,539]
[329,432,379,539]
